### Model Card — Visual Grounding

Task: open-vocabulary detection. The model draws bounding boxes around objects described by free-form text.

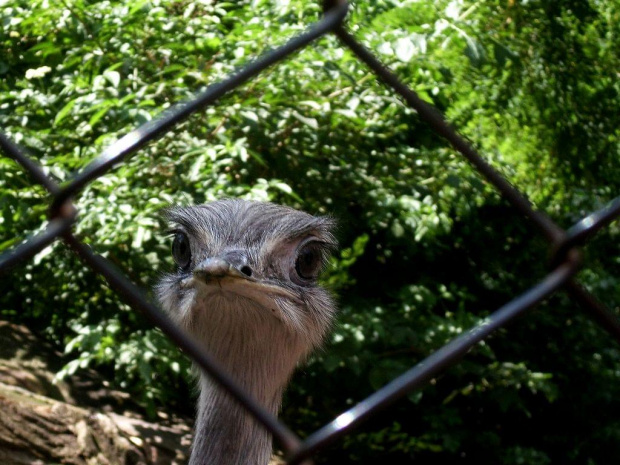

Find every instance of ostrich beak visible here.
[190,257,302,305]
[193,257,249,281]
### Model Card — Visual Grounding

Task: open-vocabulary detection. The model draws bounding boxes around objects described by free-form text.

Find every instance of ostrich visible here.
[156,199,337,465]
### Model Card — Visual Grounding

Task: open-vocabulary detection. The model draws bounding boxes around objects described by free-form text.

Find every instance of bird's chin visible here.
[184,276,298,321]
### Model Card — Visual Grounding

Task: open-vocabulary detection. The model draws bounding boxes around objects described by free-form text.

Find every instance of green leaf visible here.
[103,70,121,88]
[394,37,415,62]
[464,38,486,68]
[89,107,110,127]
[54,99,77,125]
[291,111,318,129]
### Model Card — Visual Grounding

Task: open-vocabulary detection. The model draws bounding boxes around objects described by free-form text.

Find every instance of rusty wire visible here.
[1,1,619,463]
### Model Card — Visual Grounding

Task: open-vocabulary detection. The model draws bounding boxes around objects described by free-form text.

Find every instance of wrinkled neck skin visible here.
[187,293,310,465]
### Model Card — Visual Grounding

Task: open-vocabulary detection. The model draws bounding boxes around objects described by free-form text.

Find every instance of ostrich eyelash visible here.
[165,228,184,237]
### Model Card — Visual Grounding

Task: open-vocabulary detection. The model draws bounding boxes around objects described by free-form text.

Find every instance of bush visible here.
[1,0,619,462]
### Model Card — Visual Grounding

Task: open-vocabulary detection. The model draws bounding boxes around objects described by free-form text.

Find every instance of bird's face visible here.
[156,200,337,354]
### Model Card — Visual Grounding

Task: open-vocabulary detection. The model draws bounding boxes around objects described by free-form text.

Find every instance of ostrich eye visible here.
[172,232,191,269]
[294,242,323,281]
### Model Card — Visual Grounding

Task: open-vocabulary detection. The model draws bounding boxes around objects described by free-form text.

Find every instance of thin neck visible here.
[185,296,312,465]
[189,376,282,465]
[188,321,306,465]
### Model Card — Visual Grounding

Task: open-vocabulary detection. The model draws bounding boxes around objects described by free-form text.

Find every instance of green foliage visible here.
[2,0,620,463]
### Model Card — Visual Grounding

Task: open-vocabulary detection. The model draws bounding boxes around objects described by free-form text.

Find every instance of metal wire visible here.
[62,232,303,454]
[288,250,582,464]
[50,2,349,213]
[1,1,619,463]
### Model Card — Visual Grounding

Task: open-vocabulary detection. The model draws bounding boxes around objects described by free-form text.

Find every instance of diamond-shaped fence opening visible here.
[2,2,620,463]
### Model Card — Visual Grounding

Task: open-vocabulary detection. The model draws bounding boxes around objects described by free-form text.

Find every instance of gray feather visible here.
[156,199,338,465]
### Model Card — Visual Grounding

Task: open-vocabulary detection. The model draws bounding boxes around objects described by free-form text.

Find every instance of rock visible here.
[0,321,290,464]
[0,321,191,464]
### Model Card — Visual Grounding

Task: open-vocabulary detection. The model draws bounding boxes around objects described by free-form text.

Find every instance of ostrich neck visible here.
[188,309,306,465]
[190,376,282,465]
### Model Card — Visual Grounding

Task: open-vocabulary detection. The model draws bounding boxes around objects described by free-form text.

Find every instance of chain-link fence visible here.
[2,1,620,463]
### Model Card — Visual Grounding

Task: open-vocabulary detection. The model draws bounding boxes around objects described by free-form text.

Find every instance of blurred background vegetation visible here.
[1,0,619,463]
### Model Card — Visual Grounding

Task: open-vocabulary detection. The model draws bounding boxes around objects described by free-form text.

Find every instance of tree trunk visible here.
[0,321,191,464]
[0,321,285,465]
[0,382,192,465]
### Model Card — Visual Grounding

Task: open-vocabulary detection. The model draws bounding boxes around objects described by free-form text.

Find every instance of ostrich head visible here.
[156,199,337,465]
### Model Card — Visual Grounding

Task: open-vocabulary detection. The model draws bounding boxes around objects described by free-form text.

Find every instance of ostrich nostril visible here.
[240,266,252,277]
